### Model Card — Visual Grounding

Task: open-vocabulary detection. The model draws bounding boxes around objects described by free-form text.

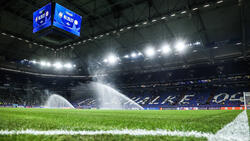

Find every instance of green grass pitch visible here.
[0,108,249,141]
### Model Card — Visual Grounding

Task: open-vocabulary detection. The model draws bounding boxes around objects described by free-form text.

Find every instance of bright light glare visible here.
[124,55,129,58]
[53,62,63,69]
[161,44,171,54]
[40,61,46,66]
[145,47,155,57]
[138,52,143,56]
[131,52,137,58]
[194,41,201,45]
[192,7,198,11]
[46,62,51,67]
[107,54,118,64]
[103,59,108,63]
[204,4,210,7]
[31,60,37,64]
[217,0,223,4]
[175,41,186,53]
[64,63,73,69]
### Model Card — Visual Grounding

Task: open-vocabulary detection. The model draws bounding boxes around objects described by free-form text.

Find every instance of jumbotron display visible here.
[53,3,82,36]
[33,3,52,33]
[33,3,82,37]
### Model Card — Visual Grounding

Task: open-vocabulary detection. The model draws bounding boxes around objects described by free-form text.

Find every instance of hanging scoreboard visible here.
[53,3,82,37]
[33,3,52,33]
[33,3,82,37]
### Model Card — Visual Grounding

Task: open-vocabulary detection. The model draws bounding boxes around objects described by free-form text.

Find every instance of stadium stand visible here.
[0,60,249,109]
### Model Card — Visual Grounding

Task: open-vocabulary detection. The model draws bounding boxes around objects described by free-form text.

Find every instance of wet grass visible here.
[0,108,243,141]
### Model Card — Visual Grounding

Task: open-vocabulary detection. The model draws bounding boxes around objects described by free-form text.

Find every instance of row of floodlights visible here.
[59,0,224,50]
[0,32,56,51]
[0,32,76,53]
[102,41,201,65]
[29,60,76,70]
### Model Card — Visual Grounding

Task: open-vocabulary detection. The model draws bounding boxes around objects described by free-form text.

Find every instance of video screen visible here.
[53,3,82,36]
[33,3,52,33]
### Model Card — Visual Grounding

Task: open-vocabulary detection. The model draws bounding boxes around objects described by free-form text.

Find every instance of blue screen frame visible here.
[53,3,82,36]
[33,3,52,33]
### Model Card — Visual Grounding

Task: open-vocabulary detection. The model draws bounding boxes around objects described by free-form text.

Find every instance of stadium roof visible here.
[0,0,249,75]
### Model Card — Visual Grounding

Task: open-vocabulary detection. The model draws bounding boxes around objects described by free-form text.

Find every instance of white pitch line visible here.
[208,110,250,141]
[0,129,213,138]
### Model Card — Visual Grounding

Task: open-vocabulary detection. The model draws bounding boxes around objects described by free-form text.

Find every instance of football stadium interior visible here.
[0,0,250,141]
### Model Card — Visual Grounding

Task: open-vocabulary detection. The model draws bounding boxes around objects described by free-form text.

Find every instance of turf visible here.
[248,110,250,125]
[0,108,245,141]
[0,134,207,141]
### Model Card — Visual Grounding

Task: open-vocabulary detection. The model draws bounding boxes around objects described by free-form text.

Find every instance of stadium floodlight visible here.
[192,7,198,11]
[107,54,118,65]
[145,47,155,57]
[203,4,210,7]
[53,62,63,69]
[103,59,108,63]
[40,61,46,66]
[124,55,129,58]
[161,16,166,19]
[217,0,223,4]
[138,52,143,56]
[161,44,171,54]
[152,19,157,22]
[31,60,37,64]
[131,52,137,58]
[175,41,187,53]
[236,42,242,45]
[64,63,73,69]
[46,62,51,67]
[194,41,201,45]
[181,11,186,14]
[171,13,176,17]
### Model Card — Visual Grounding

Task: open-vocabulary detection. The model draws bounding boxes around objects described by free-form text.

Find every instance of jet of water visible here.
[44,94,74,109]
[91,82,143,110]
